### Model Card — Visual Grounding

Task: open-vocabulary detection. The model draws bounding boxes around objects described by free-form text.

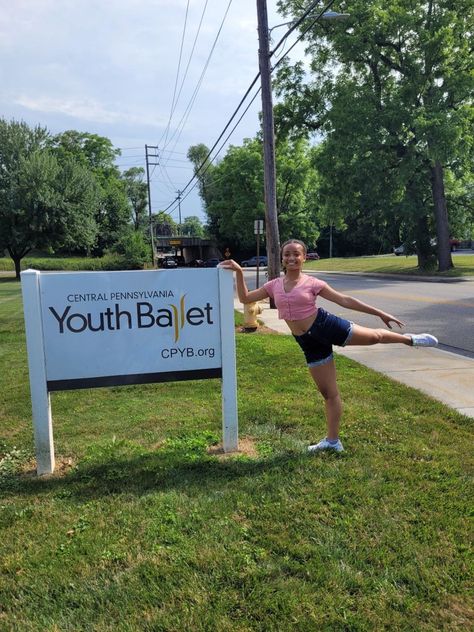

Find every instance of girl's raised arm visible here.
[319,284,405,329]
[219,260,269,304]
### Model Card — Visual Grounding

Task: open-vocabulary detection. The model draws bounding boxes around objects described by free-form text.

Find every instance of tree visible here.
[93,175,130,255]
[181,215,205,237]
[113,227,149,269]
[187,144,215,208]
[188,137,321,254]
[122,167,148,231]
[276,0,474,270]
[153,211,177,236]
[50,131,130,255]
[50,130,120,171]
[0,119,98,278]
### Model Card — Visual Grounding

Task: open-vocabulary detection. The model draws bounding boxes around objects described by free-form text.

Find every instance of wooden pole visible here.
[256,0,281,293]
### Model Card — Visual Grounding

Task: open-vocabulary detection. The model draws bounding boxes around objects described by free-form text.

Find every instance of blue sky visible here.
[1,0,299,224]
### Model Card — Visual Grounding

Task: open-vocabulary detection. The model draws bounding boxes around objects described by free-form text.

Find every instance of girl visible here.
[219,239,438,453]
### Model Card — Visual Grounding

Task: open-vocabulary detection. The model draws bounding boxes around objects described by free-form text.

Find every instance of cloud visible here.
[1,0,291,221]
[14,95,165,128]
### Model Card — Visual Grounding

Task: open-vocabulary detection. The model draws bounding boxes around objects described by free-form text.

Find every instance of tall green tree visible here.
[188,137,321,253]
[50,131,130,255]
[153,211,177,236]
[50,130,120,171]
[122,167,148,231]
[181,215,205,237]
[187,143,215,208]
[0,119,98,278]
[276,0,473,269]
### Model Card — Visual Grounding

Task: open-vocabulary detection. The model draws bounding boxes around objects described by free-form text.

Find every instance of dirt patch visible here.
[437,595,474,628]
[21,456,75,479]
[207,436,258,460]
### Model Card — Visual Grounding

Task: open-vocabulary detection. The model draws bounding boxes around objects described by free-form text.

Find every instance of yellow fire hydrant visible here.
[242,301,262,333]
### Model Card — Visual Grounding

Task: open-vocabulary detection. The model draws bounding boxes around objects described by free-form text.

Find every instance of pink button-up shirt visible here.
[263,275,327,321]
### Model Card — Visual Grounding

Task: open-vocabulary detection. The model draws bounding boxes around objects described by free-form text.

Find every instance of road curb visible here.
[303,270,474,283]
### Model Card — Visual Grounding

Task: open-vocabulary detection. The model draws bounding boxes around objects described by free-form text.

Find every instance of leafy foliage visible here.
[50,130,131,256]
[122,166,148,231]
[0,120,99,277]
[112,227,150,269]
[181,215,205,237]
[188,138,322,254]
[153,211,177,236]
[275,0,473,269]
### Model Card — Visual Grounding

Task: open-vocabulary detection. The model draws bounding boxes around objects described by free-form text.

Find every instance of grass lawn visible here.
[1,278,473,630]
[1,252,474,278]
[304,253,474,277]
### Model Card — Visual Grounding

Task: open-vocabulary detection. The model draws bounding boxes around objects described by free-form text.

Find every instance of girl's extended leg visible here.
[308,359,341,440]
[347,323,411,346]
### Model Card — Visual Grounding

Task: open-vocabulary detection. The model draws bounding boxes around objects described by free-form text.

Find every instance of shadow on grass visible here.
[0,276,19,284]
[4,447,326,501]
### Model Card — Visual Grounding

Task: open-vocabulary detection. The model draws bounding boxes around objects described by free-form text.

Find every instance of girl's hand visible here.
[218,259,242,272]
[380,312,405,329]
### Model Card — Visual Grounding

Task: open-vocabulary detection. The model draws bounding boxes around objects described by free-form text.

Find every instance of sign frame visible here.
[21,268,238,475]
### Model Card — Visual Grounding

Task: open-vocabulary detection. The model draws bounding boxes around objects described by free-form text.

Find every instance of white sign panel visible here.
[21,268,238,474]
[39,269,221,388]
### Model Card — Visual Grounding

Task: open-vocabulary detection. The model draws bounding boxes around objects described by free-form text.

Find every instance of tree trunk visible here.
[13,256,21,280]
[415,214,436,270]
[431,161,453,272]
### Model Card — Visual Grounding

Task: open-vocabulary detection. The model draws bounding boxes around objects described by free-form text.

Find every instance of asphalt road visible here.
[244,270,474,358]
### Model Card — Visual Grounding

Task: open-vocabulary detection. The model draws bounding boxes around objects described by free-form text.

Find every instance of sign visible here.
[21,268,238,474]
[254,219,264,235]
[169,239,182,246]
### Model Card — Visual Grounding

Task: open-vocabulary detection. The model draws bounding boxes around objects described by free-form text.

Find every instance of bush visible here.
[0,255,125,272]
[112,229,150,269]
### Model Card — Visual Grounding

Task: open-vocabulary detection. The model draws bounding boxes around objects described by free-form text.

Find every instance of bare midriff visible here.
[285,311,317,336]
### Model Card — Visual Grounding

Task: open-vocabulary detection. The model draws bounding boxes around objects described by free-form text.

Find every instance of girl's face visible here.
[282,243,306,270]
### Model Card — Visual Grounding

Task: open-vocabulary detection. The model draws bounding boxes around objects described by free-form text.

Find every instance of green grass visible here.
[1,252,474,277]
[304,254,474,277]
[1,279,473,630]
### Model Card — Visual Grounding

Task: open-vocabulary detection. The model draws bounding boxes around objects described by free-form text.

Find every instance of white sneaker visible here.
[308,438,344,453]
[407,333,438,347]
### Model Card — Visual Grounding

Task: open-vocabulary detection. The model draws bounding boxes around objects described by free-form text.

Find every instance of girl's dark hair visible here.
[280,239,307,256]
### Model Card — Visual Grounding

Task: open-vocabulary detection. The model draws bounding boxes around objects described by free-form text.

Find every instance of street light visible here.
[269,11,350,36]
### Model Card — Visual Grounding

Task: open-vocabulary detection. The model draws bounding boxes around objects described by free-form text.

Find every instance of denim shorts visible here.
[293,307,353,367]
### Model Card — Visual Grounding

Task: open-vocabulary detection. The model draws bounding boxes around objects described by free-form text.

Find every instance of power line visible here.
[158,0,339,214]
[170,0,210,132]
[160,0,191,150]
[160,0,234,162]
[162,86,262,215]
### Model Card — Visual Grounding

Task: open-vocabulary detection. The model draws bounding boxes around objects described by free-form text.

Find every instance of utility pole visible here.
[145,144,159,267]
[256,0,280,288]
[176,190,182,233]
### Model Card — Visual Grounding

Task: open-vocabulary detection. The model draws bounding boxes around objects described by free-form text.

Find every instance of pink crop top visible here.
[263,274,327,321]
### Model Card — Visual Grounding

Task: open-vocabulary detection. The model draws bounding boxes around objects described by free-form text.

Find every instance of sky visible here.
[0,0,304,225]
